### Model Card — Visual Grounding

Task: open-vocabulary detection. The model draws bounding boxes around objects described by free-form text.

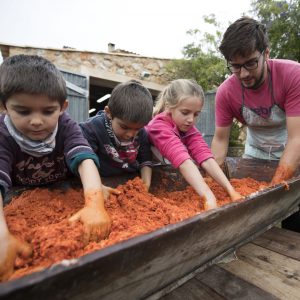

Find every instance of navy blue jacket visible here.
[80,111,152,177]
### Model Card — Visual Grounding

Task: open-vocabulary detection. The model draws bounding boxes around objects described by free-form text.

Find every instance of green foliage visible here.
[251,0,300,61]
[165,14,244,145]
[165,54,226,92]
[229,120,245,147]
[165,14,228,91]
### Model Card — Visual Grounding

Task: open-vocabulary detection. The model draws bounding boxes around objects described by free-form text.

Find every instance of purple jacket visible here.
[0,112,99,196]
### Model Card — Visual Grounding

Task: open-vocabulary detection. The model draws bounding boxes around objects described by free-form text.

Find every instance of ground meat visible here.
[4,176,266,280]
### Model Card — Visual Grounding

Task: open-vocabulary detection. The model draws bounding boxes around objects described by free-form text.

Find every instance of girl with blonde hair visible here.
[147,79,241,210]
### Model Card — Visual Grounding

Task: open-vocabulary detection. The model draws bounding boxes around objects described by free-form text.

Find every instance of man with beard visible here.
[211,17,300,231]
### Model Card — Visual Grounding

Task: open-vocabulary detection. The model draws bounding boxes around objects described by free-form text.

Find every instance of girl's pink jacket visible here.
[146,112,213,168]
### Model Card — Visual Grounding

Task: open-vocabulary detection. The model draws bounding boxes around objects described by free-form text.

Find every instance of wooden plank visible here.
[196,265,278,300]
[225,157,300,181]
[65,80,88,96]
[253,227,300,260]
[226,157,278,181]
[161,278,225,300]
[219,243,300,300]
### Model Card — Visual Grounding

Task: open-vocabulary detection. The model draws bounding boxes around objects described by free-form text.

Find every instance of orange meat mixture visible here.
[4,176,267,280]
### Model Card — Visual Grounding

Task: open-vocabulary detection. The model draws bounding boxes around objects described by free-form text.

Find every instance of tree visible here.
[251,0,300,61]
[165,15,228,92]
[165,15,245,148]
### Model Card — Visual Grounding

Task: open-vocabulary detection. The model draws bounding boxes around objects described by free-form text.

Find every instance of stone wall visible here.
[6,46,171,85]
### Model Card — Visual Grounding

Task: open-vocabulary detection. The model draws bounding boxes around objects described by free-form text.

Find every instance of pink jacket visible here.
[146,112,213,168]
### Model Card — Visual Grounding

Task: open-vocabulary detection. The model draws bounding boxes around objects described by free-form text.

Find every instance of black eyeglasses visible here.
[227,51,265,73]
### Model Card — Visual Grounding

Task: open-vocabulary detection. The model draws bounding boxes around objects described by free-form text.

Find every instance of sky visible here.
[0,0,252,59]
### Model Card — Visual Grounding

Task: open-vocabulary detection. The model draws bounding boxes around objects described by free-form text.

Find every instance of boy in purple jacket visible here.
[0,55,114,281]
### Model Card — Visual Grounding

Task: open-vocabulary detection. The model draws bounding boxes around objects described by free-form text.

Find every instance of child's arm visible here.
[140,166,152,191]
[137,129,153,191]
[179,159,218,210]
[201,158,242,201]
[69,159,112,242]
[0,194,32,282]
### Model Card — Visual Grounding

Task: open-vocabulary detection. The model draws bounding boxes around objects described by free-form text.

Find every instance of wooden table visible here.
[155,227,300,300]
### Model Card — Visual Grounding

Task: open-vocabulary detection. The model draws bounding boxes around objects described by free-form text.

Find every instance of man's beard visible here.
[244,60,266,90]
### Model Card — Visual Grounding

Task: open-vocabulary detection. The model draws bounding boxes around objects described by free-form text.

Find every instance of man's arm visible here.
[271,116,300,185]
[211,126,231,166]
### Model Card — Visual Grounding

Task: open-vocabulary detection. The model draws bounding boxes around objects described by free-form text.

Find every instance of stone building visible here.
[0,42,170,121]
[0,42,220,147]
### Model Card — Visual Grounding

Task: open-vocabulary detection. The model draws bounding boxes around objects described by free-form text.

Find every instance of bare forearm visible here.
[273,117,300,184]
[272,139,300,184]
[201,158,234,194]
[280,139,300,171]
[211,137,229,166]
[140,166,152,191]
[78,159,104,207]
[179,160,214,197]
[78,159,102,191]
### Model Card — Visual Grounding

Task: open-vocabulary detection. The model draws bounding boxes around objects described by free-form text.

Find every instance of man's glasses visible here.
[227,51,264,73]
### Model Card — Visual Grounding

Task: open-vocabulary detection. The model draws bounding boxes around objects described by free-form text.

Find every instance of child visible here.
[0,54,115,281]
[80,80,153,190]
[146,79,242,210]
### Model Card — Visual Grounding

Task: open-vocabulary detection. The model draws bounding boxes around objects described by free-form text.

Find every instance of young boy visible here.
[0,54,114,281]
[80,80,153,190]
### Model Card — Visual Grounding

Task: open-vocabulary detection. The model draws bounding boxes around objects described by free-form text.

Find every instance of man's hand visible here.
[0,233,32,282]
[69,189,112,243]
[271,164,294,186]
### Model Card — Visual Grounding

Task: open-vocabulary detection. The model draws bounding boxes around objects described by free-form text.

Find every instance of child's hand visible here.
[228,190,243,201]
[0,233,32,282]
[69,189,111,243]
[69,206,111,243]
[102,185,120,200]
[143,183,150,192]
[203,193,218,210]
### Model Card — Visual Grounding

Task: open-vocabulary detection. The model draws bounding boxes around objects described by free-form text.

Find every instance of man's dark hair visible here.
[108,80,153,124]
[219,17,269,61]
[0,54,67,106]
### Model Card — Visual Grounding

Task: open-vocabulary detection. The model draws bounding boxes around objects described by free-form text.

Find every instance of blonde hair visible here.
[153,79,205,116]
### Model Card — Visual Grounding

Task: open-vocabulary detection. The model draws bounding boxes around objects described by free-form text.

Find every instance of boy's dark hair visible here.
[219,17,269,61]
[0,54,67,106]
[108,80,153,124]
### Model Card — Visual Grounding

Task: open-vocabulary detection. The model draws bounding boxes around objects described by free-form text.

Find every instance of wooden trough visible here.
[0,158,300,300]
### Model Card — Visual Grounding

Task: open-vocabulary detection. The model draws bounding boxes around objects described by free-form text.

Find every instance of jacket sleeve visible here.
[147,118,191,168]
[136,129,152,168]
[79,117,102,154]
[183,126,214,166]
[0,136,14,196]
[61,114,100,175]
